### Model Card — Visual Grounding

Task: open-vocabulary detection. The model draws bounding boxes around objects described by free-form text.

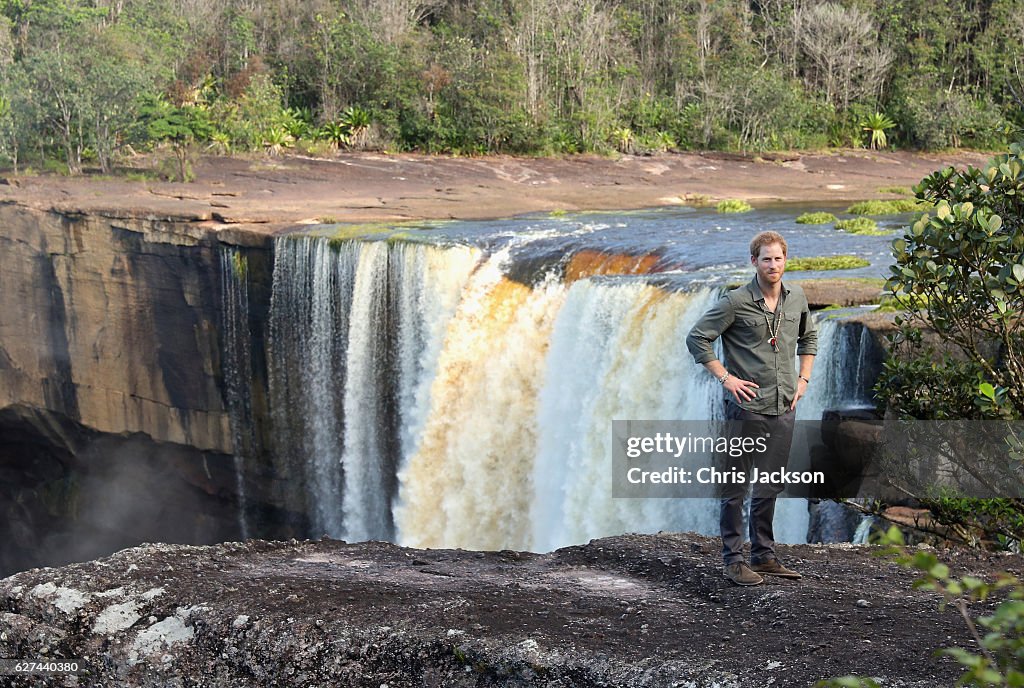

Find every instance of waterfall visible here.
[219,247,253,539]
[267,237,354,537]
[529,282,722,552]
[394,249,568,550]
[799,316,877,417]
[236,235,879,551]
[266,236,479,540]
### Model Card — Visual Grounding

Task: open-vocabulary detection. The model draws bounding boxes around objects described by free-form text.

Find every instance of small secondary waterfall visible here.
[799,316,877,414]
[226,233,878,551]
[220,247,254,539]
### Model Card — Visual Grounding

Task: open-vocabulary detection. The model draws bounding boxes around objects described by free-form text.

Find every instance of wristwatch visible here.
[717,372,730,385]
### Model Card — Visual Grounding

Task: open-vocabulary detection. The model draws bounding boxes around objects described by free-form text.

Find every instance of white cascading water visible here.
[219,247,253,539]
[267,236,355,537]
[256,236,874,551]
[798,316,876,415]
[394,248,569,550]
[267,236,479,540]
[529,282,723,552]
[339,241,392,541]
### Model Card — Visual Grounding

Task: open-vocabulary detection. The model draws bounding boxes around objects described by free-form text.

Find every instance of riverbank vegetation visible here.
[785,255,870,271]
[795,212,837,225]
[834,217,887,234]
[715,199,752,213]
[874,142,1024,550]
[0,0,1021,175]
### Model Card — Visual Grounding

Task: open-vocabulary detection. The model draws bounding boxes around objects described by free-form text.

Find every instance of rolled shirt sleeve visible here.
[796,305,818,356]
[686,294,734,365]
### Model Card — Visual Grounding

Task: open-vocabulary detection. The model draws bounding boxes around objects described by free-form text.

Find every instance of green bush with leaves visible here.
[847,199,926,215]
[891,78,1012,151]
[872,142,1024,550]
[716,199,753,213]
[138,96,213,181]
[796,212,837,224]
[885,142,1024,418]
[786,255,870,271]
[835,217,889,235]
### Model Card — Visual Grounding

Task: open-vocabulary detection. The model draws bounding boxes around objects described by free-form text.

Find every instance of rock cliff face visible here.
[0,205,278,575]
[0,204,268,450]
[0,532,1011,688]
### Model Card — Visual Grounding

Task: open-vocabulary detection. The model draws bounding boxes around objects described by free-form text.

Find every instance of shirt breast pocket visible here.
[780,310,802,339]
[736,316,767,337]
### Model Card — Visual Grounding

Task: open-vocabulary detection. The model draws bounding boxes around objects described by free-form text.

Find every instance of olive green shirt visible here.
[686,276,818,416]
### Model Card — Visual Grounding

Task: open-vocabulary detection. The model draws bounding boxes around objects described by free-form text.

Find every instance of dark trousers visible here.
[719,402,796,566]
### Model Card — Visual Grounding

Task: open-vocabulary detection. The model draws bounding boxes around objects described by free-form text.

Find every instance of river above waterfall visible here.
[302,203,909,288]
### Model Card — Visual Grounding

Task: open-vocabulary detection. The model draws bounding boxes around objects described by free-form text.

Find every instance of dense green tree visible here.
[0,0,1022,167]
[875,142,1024,548]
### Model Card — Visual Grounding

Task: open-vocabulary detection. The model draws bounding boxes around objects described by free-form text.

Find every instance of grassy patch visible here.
[834,217,890,235]
[716,199,753,213]
[795,211,837,224]
[877,186,913,195]
[876,292,931,312]
[800,277,886,288]
[123,171,159,182]
[786,255,871,271]
[846,199,926,215]
[683,193,713,207]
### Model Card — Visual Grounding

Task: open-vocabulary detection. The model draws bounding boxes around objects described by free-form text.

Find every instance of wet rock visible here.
[0,532,1002,687]
[800,279,884,309]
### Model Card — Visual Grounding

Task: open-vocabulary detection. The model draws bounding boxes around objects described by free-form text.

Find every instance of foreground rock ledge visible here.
[2,533,1017,687]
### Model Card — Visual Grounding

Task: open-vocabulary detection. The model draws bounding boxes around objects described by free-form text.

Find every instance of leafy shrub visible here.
[902,88,1011,150]
[835,217,889,235]
[846,199,926,214]
[716,199,753,213]
[796,212,837,224]
[885,142,1024,418]
[786,255,870,271]
[872,143,1024,559]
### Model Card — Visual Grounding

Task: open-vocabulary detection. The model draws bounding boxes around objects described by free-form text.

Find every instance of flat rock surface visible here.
[2,532,1020,687]
[0,150,992,233]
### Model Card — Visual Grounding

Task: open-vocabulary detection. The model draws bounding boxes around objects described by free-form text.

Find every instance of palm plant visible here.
[611,127,634,153]
[318,120,350,148]
[281,107,313,140]
[262,126,294,156]
[861,112,896,150]
[340,106,372,148]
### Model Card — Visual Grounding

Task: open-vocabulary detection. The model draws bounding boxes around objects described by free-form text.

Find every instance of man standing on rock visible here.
[686,231,817,586]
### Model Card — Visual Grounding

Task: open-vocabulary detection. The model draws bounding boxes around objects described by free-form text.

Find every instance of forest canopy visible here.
[0,0,1021,173]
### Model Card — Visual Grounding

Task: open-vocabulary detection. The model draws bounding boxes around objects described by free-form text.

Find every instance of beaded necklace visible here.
[764,309,780,352]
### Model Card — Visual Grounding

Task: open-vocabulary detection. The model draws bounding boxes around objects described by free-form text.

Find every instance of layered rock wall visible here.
[0,205,275,575]
[0,205,270,451]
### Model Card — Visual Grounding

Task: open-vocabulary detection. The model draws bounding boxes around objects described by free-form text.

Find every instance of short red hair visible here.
[750,231,788,258]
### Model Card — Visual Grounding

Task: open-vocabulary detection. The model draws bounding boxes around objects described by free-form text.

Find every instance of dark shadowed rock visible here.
[3,533,1018,687]
[799,279,885,309]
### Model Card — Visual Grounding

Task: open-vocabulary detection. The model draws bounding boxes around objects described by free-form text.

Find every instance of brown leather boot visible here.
[750,558,802,579]
[724,562,764,586]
